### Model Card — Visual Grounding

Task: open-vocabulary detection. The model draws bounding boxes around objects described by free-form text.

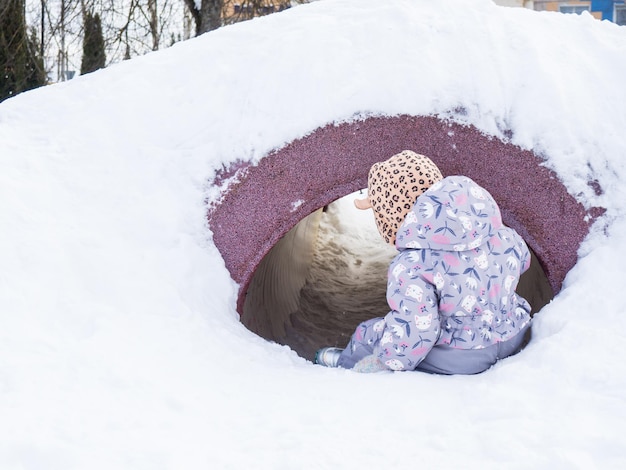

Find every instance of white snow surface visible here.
[1,0,626,468]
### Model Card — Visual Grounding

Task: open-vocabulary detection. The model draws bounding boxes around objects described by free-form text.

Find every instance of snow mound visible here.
[1,0,626,468]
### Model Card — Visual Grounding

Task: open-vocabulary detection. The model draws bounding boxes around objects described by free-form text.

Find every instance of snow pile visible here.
[1,0,626,468]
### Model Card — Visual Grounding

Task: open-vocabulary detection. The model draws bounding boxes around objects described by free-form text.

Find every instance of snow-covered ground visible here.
[1,0,626,468]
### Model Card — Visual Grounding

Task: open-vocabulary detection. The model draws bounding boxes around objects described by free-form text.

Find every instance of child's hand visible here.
[352,355,387,373]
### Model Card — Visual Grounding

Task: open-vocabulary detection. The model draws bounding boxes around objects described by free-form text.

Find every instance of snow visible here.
[1,0,626,468]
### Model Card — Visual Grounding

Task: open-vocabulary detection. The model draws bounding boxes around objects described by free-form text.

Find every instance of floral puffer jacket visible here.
[374,176,532,371]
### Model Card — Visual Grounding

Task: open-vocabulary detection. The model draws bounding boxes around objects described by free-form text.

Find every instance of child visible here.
[315,150,532,374]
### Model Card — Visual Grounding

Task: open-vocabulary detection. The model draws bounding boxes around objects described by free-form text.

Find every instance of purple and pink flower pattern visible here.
[346,176,532,371]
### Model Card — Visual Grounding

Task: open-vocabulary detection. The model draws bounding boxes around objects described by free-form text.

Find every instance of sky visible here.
[1,0,626,468]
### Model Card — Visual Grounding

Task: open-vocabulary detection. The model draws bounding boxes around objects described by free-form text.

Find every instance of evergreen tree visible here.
[80,11,106,75]
[1,0,46,102]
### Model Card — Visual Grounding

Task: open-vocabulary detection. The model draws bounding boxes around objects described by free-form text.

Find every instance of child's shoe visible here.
[315,347,343,367]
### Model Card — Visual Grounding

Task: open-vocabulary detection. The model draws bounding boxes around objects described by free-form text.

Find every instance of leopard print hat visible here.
[356,150,443,246]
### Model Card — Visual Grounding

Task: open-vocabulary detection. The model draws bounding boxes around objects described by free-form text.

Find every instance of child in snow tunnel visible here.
[315,150,532,374]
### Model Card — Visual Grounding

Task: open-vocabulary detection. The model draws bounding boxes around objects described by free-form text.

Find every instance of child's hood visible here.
[395,176,503,252]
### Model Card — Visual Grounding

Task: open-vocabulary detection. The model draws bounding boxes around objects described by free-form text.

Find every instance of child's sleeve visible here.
[515,232,531,275]
[372,257,440,371]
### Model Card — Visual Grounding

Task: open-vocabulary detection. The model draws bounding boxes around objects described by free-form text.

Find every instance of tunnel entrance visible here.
[207,115,603,360]
[240,192,554,361]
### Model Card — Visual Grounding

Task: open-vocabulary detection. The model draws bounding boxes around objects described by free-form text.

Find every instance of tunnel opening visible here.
[207,115,603,361]
[241,192,554,361]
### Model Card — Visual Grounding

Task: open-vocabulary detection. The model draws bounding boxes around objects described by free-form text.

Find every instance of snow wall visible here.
[208,115,603,359]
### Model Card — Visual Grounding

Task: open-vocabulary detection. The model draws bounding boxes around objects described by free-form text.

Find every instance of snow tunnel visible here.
[208,115,603,361]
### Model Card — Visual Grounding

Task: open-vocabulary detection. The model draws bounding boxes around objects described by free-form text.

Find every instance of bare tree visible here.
[16,0,309,86]
[146,0,159,50]
[19,0,187,80]
[107,0,183,60]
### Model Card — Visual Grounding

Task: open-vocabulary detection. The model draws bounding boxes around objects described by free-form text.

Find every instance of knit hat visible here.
[355,150,443,246]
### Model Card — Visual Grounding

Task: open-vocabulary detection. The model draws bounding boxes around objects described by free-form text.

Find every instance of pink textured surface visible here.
[208,115,602,314]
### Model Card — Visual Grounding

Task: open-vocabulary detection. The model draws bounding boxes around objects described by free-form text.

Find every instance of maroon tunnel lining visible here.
[208,115,602,315]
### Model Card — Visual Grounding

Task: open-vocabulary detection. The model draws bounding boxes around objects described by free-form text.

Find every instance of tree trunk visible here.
[183,0,223,35]
[200,0,223,33]
[148,0,159,51]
